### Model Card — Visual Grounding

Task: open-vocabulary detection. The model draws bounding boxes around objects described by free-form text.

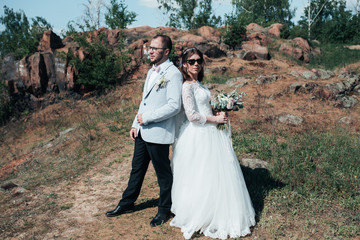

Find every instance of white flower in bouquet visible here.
[210,90,246,130]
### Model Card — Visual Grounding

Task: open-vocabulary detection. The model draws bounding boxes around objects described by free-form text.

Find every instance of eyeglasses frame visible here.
[147,46,167,51]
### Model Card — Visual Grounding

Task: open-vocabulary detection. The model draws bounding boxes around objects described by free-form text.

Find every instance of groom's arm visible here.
[131,69,152,129]
[141,70,183,125]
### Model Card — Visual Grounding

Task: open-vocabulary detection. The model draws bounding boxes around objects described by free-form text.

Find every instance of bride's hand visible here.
[215,112,228,123]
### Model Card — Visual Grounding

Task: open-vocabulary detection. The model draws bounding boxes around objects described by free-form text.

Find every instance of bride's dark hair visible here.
[180,48,205,82]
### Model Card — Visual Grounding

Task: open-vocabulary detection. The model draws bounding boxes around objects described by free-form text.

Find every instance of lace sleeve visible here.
[182,83,206,125]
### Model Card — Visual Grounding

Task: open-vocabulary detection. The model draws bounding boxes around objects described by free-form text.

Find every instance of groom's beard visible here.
[150,51,165,65]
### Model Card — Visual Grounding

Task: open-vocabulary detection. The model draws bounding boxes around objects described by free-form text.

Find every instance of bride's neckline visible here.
[184,79,198,84]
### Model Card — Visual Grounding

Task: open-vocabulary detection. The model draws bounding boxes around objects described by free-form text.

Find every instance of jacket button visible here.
[144,103,146,106]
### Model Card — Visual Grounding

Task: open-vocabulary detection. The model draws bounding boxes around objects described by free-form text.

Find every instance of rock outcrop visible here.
[1,22,358,116]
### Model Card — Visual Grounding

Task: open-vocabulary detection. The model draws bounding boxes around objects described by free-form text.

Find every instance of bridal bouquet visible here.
[210,90,246,130]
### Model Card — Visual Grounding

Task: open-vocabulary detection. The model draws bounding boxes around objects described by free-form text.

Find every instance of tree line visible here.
[1,0,360,59]
[0,0,359,123]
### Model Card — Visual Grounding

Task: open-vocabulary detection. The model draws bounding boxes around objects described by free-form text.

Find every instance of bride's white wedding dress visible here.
[170,81,256,239]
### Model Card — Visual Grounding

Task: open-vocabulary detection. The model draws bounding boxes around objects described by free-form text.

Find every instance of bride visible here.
[170,48,256,239]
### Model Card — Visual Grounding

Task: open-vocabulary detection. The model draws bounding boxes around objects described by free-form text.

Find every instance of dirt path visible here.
[7,141,247,240]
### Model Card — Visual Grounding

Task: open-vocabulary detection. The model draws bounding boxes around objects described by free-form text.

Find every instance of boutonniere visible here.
[155,75,170,91]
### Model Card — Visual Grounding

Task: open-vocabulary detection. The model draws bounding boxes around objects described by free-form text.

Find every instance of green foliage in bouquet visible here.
[210,90,245,130]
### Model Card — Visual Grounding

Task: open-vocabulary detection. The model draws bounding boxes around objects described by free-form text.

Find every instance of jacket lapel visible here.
[144,61,173,99]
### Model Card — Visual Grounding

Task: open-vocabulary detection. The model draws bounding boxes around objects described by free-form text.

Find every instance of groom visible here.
[106,34,183,227]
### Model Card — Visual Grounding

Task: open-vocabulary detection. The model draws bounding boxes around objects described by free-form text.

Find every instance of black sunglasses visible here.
[186,59,203,65]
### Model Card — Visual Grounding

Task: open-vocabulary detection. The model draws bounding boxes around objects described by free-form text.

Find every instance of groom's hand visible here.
[130,128,137,141]
[137,113,144,125]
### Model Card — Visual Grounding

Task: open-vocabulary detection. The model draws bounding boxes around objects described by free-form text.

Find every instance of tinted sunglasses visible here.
[186,59,203,65]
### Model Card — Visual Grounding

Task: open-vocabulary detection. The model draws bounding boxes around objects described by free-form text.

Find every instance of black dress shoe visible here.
[150,213,171,227]
[105,205,135,217]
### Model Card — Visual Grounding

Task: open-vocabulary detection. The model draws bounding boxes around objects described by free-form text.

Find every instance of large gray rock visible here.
[276,113,304,125]
[325,82,347,96]
[315,69,335,80]
[256,74,278,85]
[335,96,358,108]
[302,71,318,80]
[240,158,269,169]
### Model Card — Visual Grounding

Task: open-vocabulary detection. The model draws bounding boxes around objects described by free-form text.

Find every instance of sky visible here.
[0,0,359,34]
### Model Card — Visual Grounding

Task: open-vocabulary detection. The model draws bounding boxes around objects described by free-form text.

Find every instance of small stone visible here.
[59,127,76,136]
[338,116,352,124]
[12,187,27,195]
[288,83,302,93]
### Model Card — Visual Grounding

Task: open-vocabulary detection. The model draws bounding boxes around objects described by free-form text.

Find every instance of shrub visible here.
[222,15,246,50]
[64,32,131,91]
[0,79,12,124]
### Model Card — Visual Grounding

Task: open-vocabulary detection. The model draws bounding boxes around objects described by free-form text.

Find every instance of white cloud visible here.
[139,0,159,8]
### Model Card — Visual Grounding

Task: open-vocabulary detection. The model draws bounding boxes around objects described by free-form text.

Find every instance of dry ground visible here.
[1,57,359,240]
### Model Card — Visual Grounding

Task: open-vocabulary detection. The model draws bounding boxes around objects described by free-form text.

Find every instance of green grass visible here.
[309,44,360,70]
[203,74,232,84]
[232,128,360,238]
[0,94,138,190]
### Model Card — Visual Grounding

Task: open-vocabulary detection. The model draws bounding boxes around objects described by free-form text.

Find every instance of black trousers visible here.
[119,132,173,214]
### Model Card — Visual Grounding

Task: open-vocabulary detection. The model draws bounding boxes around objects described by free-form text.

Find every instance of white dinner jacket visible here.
[132,59,183,144]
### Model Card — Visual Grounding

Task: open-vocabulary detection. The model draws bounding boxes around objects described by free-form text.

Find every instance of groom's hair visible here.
[153,34,172,52]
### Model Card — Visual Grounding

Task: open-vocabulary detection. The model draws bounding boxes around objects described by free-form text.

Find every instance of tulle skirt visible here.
[170,122,256,239]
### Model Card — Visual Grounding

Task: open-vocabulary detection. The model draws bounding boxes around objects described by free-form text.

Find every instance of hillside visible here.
[0,24,359,239]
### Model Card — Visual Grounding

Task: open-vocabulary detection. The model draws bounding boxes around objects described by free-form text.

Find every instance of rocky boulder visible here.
[38,30,64,52]
[246,32,269,46]
[198,26,221,43]
[246,23,266,35]
[335,96,358,108]
[314,75,359,108]
[179,34,207,44]
[267,23,283,38]
[241,42,270,60]
[280,37,312,62]
[203,44,227,58]
[285,82,319,94]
